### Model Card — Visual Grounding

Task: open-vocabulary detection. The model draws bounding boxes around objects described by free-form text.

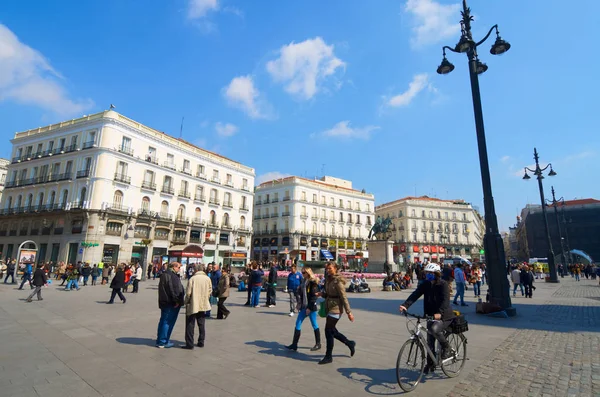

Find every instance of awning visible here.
[321,249,334,260]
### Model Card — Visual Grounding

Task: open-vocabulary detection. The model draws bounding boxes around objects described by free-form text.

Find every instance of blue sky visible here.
[0,0,598,231]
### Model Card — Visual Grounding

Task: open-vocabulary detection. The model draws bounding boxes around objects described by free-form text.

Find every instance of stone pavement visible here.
[0,275,598,397]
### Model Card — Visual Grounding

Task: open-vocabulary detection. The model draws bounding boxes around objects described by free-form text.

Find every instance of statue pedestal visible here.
[366,240,397,273]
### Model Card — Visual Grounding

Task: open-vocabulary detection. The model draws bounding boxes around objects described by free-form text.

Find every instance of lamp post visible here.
[561,204,573,271]
[436,0,513,314]
[522,148,559,282]
[546,187,567,277]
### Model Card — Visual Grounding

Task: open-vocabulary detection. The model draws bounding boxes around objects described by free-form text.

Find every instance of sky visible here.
[0,0,598,232]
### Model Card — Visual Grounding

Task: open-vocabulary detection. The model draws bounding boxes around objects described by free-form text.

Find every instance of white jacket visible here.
[185,271,212,315]
[134,267,143,280]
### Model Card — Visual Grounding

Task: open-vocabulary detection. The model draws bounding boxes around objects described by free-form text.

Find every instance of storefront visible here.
[102,244,120,265]
[168,244,204,268]
[223,251,247,269]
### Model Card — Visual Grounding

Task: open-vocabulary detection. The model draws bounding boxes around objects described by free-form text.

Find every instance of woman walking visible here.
[286,267,321,352]
[319,261,355,365]
[123,265,133,292]
[471,265,482,298]
[107,265,127,304]
[249,262,264,308]
[217,267,231,319]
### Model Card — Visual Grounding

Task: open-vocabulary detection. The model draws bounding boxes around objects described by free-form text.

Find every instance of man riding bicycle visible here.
[399,263,455,374]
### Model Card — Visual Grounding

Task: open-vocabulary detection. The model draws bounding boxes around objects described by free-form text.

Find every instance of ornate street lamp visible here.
[522,148,559,282]
[436,0,514,315]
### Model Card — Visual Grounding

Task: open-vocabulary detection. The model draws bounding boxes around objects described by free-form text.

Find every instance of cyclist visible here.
[399,263,455,374]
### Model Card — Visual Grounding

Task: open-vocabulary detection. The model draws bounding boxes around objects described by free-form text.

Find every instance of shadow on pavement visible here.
[337,367,401,395]
[255,311,289,316]
[245,340,329,362]
[116,337,158,346]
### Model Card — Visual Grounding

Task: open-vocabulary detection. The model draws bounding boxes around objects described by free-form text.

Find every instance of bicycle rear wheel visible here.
[441,333,467,377]
[396,339,425,392]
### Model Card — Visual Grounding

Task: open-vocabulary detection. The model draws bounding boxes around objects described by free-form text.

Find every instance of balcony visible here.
[141,181,157,191]
[196,172,207,180]
[338,219,344,223]
[207,221,219,229]
[346,221,353,225]
[114,173,131,184]
[255,200,262,205]
[300,214,308,219]
[157,212,172,221]
[180,167,192,176]
[299,198,307,202]
[264,198,270,204]
[76,169,90,178]
[329,218,336,223]
[194,194,206,202]
[82,141,95,150]
[118,145,134,156]
[253,215,262,220]
[107,202,129,213]
[225,181,234,188]
[311,216,319,221]
[57,172,73,182]
[163,161,176,171]
[178,190,191,199]
[209,198,220,205]
[283,196,291,201]
[239,226,251,232]
[145,155,158,165]
[175,216,189,224]
[222,223,233,230]
[223,201,233,208]
[241,185,250,192]
[161,186,175,195]
[262,214,270,219]
[312,200,318,204]
[282,211,291,217]
[137,208,154,218]
[211,177,221,184]
[321,217,328,221]
[172,236,187,244]
[239,205,249,211]
[192,218,206,226]
[356,221,362,225]
[272,198,279,203]
[271,213,279,218]
[106,228,122,236]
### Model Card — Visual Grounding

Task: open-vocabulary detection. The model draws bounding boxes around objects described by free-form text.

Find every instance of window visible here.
[444,212,448,220]
[339,199,343,208]
[321,196,326,205]
[367,216,372,226]
[330,210,334,219]
[312,194,317,203]
[144,170,154,185]
[430,222,434,229]
[312,223,317,233]
[115,161,127,177]
[181,180,189,193]
[241,196,247,208]
[413,233,417,241]
[226,174,232,186]
[411,209,416,217]
[421,210,426,217]
[37,192,44,207]
[399,210,403,217]
[121,136,131,150]
[78,189,85,205]
[147,147,156,162]
[452,223,458,233]
[177,205,186,220]
[113,190,123,207]
[106,222,123,236]
[366,204,371,212]
[321,209,326,219]
[274,193,279,201]
[183,160,190,172]
[438,211,441,219]
[429,211,433,218]
[454,235,458,243]
[223,213,230,226]
[463,224,468,233]
[210,189,217,203]
[422,221,426,228]
[431,233,435,241]
[224,192,232,206]
[423,233,427,241]
[161,200,169,215]
[452,212,457,220]
[242,178,248,190]
[347,200,351,209]
[163,176,173,189]
[356,202,361,211]
[212,169,219,180]
[301,206,307,216]
[59,138,65,150]
[240,216,246,228]
[194,207,201,221]
[330,197,334,206]
[210,210,217,224]
[71,135,78,147]
[141,197,150,210]
[301,191,306,201]
[61,190,68,206]
[312,207,317,217]
[49,191,55,206]
[197,164,205,177]
[339,212,343,221]
[167,153,174,166]
[195,185,204,200]
[357,215,361,224]
[65,161,73,175]
[463,213,467,221]
[36,143,43,154]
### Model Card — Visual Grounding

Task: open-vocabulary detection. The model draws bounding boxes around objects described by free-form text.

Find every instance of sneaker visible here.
[288,312,295,317]
[442,347,456,360]
[460,303,469,307]
[163,342,175,348]
[268,305,275,308]
[26,299,32,303]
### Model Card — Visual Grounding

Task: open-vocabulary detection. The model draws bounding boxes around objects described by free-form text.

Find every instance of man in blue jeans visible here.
[18,263,34,290]
[156,262,184,348]
[452,263,468,306]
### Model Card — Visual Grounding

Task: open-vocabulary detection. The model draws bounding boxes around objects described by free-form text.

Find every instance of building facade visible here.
[252,176,375,264]
[0,158,8,202]
[516,199,600,263]
[375,196,484,264]
[0,110,255,270]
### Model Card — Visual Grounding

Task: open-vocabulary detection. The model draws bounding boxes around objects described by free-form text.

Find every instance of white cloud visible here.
[266,37,345,100]
[405,0,461,48]
[0,24,93,116]
[222,75,270,119]
[312,121,380,141]
[501,155,511,163]
[386,73,429,107]
[562,150,595,164]
[215,122,238,137]
[187,0,219,19]
[255,171,291,186]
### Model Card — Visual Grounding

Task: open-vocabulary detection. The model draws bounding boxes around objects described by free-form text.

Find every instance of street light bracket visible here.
[474,25,499,48]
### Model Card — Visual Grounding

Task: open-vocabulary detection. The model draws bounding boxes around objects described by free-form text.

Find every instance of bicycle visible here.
[396,311,468,392]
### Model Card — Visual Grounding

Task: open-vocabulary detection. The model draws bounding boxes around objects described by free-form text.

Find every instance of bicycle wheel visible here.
[396,339,425,392]
[441,333,467,377]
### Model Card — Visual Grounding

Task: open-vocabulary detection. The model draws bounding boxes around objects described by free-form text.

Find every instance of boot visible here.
[440,341,455,360]
[318,328,334,365]
[286,329,301,351]
[333,329,355,357]
[311,328,321,351]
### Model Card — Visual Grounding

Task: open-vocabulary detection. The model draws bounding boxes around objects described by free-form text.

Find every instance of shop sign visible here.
[311,238,319,247]
[423,246,430,253]
[231,252,246,258]
[253,238,260,246]
[413,245,419,253]
[337,240,345,248]
[439,247,446,253]
[205,232,216,244]
[329,239,336,247]
[282,237,290,246]
[320,239,328,248]
[219,233,229,245]
[300,236,308,246]
[431,246,438,253]
[356,242,362,249]
[345,241,353,249]
[400,244,406,252]
[270,237,279,246]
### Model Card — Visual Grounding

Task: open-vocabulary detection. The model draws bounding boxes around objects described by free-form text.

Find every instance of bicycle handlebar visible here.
[402,311,434,320]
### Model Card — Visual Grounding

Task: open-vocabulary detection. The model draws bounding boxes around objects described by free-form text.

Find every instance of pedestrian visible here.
[471,264,482,298]
[123,265,133,292]
[452,263,467,306]
[156,262,184,348]
[208,263,221,318]
[574,264,581,281]
[101,265,110,285]
[249,261,264,308]
[107,265,127,304]
[266,262,278,308]
[97,261,104,280]
[64,265,81,291]
[244,264,252,306]
[287,264,302,317]
[147,262,152,280]
[521,265,534,298]
[18,262,34,290]
[216,267,230,320]
[91,264,100,286]
[81,263,92,286]
[26,265,47,302]
[132,263,142,293]
[441,263,454,298]
[4,260,15,284]
[511,265,524,297]
[182,263,212,349]
[55,262,66,280]
[319,261,355,365]
[286,267,321,352]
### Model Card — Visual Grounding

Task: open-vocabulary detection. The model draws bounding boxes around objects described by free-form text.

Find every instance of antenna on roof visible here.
[179,117,185,138]
[109,104,116,110]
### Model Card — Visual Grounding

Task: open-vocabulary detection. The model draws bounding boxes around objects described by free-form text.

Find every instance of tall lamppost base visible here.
[504,307,517,317]
[545,279,560,283]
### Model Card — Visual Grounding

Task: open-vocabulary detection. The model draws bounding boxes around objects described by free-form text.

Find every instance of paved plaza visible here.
[0,275,599,397]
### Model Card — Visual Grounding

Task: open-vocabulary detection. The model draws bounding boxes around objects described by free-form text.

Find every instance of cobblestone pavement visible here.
[448,278,600,397]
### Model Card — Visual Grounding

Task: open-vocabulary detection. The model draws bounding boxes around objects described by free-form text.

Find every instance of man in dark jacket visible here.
[18,263,34,290]
[26,266,47,302]
[400,263,454,374]
[4,260,16,284]
[287,264,302,316]
[107,265,127,304]
[156,262,184,348]
[81,263,92,286]
[265,262,278,307]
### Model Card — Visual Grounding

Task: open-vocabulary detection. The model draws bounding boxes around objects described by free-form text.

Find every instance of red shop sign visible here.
[413,245,420,253]
[423,246,430,253]
[400,244,406,252]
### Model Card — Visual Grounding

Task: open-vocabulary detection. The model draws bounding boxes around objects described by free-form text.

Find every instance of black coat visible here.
[81,266,92,277]
[520,269,533,285]
[402,279,453,320]
[110,270,126,289]
[32,268,47,287]
[158,270,184,309]
[268,266,278,285]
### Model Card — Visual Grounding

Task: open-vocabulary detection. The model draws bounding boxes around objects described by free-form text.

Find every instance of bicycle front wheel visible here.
[396,339,425,392]
[441,333,467,378]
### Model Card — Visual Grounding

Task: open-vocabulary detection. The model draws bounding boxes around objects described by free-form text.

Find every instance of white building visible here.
[252,176,375,264]
[375,196,484,264]
[0,158,8,202]
[0,110,254,271]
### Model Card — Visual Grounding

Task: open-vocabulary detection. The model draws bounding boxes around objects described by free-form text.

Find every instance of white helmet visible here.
[424,263,441,273]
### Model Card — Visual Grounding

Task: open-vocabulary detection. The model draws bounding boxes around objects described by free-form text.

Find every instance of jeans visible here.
[251,286,262,307]
[575,273,580,281]
[156,306,181,346]
[513,283,524,295]
[185,312,206,347]
[132,279,139,293]
[473,281,481,296]
[288,291,297,313]
[4,272,15,284]
[65,279,80,290]
[453,282,465,305]
[27,286,43,301]
[19,273,32,289]
[109,288,126,303]
[266,286,276,306]
[92,276,98,285]
[295,309,319,331]
[83,275,90,285]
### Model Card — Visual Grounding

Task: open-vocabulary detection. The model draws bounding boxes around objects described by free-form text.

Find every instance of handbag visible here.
[318,301,327,318]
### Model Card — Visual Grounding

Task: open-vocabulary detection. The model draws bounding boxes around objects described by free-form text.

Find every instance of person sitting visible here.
[229,273,238,288]
[237,271,247,291]
[347,275,361,293]
[383,274,396,291]
[393,273,403,291]
[358,275,371,293]
[402,273,412,289]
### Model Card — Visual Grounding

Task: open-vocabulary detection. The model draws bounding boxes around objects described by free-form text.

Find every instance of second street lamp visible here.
[436,0,514,315]
[522,148,559,282]
[547,186,567,278]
